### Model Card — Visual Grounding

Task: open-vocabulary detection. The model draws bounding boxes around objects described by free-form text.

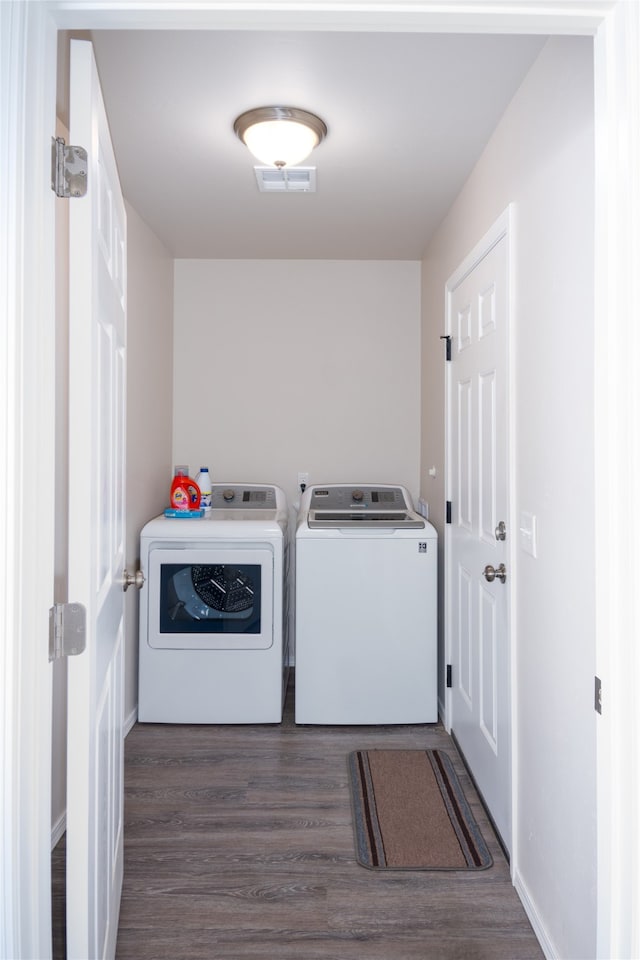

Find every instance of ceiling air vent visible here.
[254,166,317,193]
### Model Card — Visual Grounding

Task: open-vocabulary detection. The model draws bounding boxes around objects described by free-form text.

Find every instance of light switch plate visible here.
[519,511,537,558]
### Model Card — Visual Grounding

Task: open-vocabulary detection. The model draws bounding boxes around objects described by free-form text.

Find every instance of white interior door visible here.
[447,212,511,853]
[66,39,126,960]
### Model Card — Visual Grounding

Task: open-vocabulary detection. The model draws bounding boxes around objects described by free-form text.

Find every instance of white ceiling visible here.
[89,30,546,260]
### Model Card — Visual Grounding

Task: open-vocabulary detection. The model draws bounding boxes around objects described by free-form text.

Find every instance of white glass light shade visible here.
[243,119,319,167]
[234,107,327,168]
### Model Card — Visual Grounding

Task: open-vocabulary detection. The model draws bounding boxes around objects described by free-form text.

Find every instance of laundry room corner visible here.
[124,202,174,729]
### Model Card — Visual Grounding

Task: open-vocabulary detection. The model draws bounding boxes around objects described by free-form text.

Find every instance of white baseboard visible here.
[51,811,66,850]
[513,870,557,960]
[124,704,137,737]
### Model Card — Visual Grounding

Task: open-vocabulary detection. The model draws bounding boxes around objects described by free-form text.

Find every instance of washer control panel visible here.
[306,484,424,529]
[310,485,408,510]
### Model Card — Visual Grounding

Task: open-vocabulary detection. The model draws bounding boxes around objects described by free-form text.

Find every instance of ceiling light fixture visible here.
[233,106,327,168]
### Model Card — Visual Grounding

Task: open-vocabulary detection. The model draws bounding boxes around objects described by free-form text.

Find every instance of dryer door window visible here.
[160,562,262,633]
[147,546,274,650]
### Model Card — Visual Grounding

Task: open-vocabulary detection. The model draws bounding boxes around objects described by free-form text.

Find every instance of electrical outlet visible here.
[297,472,309,490]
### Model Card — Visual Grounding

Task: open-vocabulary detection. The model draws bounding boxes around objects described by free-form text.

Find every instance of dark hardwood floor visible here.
[110,673,543,960]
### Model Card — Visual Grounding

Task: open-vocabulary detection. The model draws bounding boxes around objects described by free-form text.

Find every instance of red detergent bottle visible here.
[170,470,201,511]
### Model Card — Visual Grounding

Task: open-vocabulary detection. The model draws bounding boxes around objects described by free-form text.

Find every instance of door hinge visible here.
[439,335,452,361]
[594,676,602,715]
[446,501,452,524]
[51,136,88,198]
[446,664,453,688]
[48,602,87,662]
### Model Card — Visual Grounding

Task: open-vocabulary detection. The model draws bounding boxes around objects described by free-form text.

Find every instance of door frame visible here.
[2,3,638,959]
[443,205,514,853]
[1,4,57,958]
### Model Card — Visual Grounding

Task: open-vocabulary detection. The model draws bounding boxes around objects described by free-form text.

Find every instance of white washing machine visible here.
[295,484,437,725]
[138,483,289,723]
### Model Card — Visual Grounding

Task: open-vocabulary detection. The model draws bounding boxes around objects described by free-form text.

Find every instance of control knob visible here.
[352,489,364,502]
[223,488,236,502]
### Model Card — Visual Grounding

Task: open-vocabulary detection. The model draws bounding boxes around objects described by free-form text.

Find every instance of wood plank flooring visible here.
[111,674,543,960]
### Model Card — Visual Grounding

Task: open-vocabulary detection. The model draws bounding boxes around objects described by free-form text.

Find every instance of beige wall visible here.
[124,202,174,724]
[420,37,595,959]
[173,259,421,511]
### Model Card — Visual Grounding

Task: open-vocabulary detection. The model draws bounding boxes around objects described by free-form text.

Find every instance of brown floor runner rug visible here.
[348,749,493,871]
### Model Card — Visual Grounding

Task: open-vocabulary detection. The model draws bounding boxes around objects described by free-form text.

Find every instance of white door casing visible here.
[2,6,639,960]
[66,39,126,960]
[446,209,512,854]
[0,4,57,958]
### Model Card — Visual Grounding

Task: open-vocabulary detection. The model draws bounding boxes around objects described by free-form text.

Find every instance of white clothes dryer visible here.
[295,484,437,725]
[138,483,289,723]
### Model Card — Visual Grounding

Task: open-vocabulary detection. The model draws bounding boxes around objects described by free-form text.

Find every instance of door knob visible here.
[123,569,145,592]
[483,563,507,584]
[495,520,507,541]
